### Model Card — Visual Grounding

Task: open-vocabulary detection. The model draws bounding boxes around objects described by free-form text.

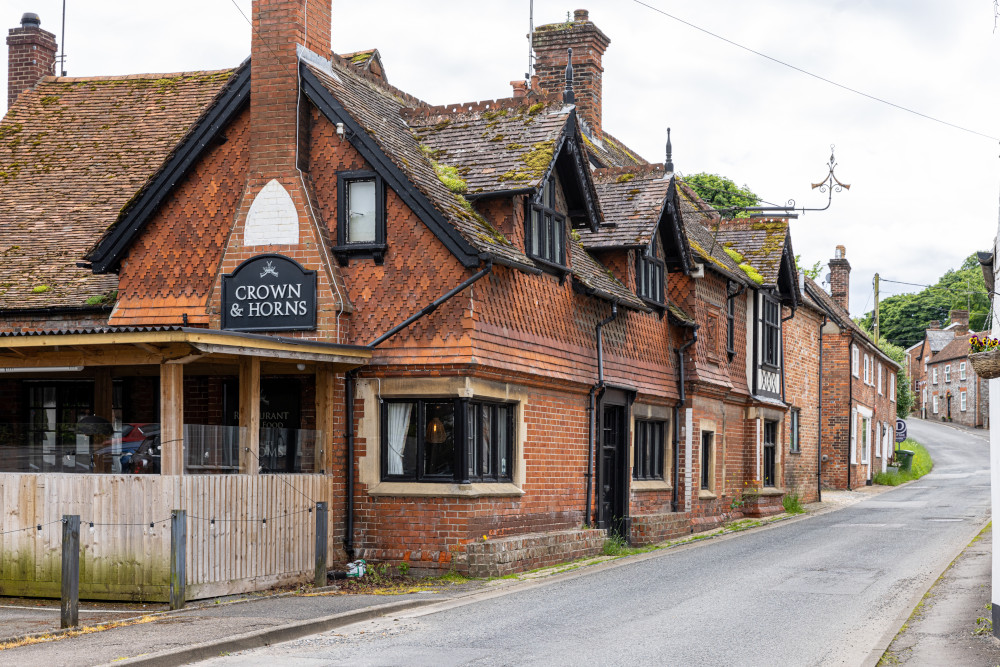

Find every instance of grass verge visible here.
[874,438,932,486]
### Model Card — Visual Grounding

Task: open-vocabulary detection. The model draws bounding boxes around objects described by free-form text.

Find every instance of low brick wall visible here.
[630,513,690,545]
[745,493,784,518]
[465,528,606,578]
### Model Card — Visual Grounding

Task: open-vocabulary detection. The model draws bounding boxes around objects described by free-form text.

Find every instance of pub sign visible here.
[222,254,317,331]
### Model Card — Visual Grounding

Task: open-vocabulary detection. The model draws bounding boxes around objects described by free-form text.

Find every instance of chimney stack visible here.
[929,320,941,330]
[6,12,57,110]
[250,0,331,175]
[828,245,851,312]
[532,9,609,139]
[948,309,969,334]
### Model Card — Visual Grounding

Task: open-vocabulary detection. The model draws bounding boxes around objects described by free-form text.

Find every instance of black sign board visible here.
[222,254,317,331]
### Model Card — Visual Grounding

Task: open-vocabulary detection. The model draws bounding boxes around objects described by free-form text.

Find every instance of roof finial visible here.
[665,127,674,172]
[563,47,575,104]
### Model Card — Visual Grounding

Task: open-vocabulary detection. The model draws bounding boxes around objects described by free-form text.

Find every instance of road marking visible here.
[832,523,905,528]
[925,518,965,522]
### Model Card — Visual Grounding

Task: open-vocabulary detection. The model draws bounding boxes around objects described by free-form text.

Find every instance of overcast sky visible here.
[3,1,999,317]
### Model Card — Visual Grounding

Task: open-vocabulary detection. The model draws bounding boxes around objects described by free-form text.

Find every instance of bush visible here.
[782,492,805,514]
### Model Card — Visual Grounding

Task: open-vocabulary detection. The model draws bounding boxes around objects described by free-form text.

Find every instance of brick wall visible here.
[782,304,822,502]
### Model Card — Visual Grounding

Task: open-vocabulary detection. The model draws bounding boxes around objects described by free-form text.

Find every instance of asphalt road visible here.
[202,419,992,666]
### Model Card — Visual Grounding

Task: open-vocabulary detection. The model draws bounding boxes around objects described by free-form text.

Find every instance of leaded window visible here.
[633,420,665,481]
[763,297,780,367]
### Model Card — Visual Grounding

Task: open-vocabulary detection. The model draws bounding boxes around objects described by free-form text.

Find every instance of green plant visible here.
[397,561,410,577]
[31,284,50,294]
[970,334,1000,353]
[782,492,805,514]
[602,534,628,556]
[874,439,933,486]
[974,604,993,636]
[730,480,761,510]
[682,172,759,218]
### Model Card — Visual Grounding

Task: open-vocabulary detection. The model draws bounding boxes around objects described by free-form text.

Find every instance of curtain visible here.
[387,403,412,476]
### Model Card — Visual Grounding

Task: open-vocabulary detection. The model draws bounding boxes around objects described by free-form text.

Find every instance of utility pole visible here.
[873,273,880,342]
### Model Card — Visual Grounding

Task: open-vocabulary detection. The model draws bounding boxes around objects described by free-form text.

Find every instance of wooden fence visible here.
[0,473,336,601]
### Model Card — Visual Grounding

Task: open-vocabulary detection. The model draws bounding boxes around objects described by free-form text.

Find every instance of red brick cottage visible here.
[802,247,899,488]
[0,3,820,598]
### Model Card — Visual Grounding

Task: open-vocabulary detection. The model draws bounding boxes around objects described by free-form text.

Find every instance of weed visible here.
[602,534,628,556]
[874,440,933,486]
[782,492,805,514]
[974,603,994,636]
[397,561,410,577]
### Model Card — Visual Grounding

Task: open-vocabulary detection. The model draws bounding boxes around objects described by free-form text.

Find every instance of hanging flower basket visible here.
[969,350,1000,379]
[969,335,1000,379]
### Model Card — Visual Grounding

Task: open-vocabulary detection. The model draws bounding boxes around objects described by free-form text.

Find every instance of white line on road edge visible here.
[0,605,141,613]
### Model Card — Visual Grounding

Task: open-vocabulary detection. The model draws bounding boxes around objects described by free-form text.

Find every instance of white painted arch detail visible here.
[244,179,299,247]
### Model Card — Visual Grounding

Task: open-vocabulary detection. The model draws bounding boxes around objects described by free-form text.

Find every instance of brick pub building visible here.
[0,3,860,599]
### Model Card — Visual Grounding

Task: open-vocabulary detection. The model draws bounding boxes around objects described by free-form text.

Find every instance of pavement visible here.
[0,418,994,665]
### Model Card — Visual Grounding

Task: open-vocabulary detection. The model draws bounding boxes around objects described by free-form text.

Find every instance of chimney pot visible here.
[574,9,589,21]
[510,80,528,98]
[929,320,941,330]
[20,13,41,29]
[948,309,969,333]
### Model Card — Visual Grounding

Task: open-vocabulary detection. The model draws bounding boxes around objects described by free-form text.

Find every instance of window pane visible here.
[466,403,479,479]
[701,432,712,489]
[481,406,492,478]
[422,402,455,478]
[542,214,552,260]
[530,208,541,256]
[497,406,510,478]
[386,402,416,477]
[347,180,377,243]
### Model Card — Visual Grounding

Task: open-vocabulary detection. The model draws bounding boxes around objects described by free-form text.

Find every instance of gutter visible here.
[672,327,698,512]
[586,304,619,527]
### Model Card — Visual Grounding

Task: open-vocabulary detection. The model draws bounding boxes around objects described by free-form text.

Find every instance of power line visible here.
[632,0,1000,143]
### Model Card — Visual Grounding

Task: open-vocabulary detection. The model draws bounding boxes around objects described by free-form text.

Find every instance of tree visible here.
[857,253,990,349]
[796,255,823,280]
[683,173,759,217]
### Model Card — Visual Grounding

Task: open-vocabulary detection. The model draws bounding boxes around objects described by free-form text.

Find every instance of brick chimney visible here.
[532,9,610,139]
[6,12,57,110]
[948,309,969,334]
[250,0,331,175]
[929,320,941,330]
[828,245,850,312]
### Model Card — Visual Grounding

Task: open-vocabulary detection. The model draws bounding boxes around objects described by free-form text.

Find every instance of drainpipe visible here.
[672,329,698,512]
[817,315,826,502]
[847,333,854,491]
[586,303,619,527]
[344,369,357,560]
[344,261,493,559]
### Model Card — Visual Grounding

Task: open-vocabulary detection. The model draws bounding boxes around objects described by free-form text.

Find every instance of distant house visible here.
[925,326,989,428]
[800,246,899,488]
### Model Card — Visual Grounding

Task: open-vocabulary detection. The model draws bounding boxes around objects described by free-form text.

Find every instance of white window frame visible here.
[960,362,967,380]
[890,372,896,402]
[933,394,939,413]
[875,422,882,458]
[944,365,951,383]
[850,408,858,464]
[877,364,883,394]
[864,355,870,384]
[960,391,968,412]
[861,416,871,464]
[852,345,859,378]
[932,367,938,384]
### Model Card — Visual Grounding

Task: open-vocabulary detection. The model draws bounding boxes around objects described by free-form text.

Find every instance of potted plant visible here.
[969,334,1000,379]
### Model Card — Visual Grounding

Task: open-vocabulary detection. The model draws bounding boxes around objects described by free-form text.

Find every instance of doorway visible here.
[598,391,629,538]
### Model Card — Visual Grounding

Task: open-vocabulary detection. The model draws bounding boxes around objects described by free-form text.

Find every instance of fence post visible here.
[60,515,80,629]
[314,502,328,587]
[169,510,186,610]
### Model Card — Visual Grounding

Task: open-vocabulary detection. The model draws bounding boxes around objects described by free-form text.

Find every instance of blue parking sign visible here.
[895,418,907,443]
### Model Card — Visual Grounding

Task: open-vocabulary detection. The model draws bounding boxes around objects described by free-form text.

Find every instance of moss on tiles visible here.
[498,139,555,184]
[528,103,545,115]
[39,95,60,107]
[615,173,636,183]
[738,263,764,284]
[506,143,525,151]
[31,285,51,294]
[723,246,745,264]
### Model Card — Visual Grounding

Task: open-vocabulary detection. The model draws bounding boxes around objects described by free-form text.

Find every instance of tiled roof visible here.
[404,98,570,194]
[926,329,956,353]
[339,49,386,82]
[578,165,672,249]
[582,129,648,168]
[0,68,236,310]
[569,241,648,311]
[804,277,900,368]
[713,219,790,287]
[304,57,532,270]
[932,332,982,364]
[674,187,749,285]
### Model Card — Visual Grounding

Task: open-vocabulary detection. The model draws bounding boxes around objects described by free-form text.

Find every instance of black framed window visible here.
[381,398,514,483]
[763,297,780,367]
[701,431,713,490]
[526,175,566,267]
[335,170,386,263]
[789,408,800,453]
[633,420,665,481]
[763,420,777,487]
[726,295,736,359]
[637,253,665,304]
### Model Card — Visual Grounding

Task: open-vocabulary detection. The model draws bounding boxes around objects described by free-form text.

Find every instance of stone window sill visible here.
[698,490,717,499]
[758,488,784,497]
[631,479,672,492]
[368,482,524,498]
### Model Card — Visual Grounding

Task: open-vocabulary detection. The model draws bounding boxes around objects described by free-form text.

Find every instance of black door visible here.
[599,402,628,537]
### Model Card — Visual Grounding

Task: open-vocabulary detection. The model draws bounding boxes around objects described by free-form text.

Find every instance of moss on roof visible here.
[498,139,556,183]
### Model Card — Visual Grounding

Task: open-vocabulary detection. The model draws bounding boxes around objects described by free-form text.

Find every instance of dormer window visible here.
[526,175,566,267]
[334,171,386,263]
[637,238,665,305]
